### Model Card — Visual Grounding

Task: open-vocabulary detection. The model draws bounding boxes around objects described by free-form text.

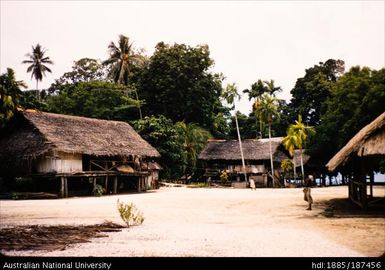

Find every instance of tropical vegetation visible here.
[1,34,384,182]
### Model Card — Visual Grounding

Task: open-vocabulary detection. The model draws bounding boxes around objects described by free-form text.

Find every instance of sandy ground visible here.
[1,186,384,257]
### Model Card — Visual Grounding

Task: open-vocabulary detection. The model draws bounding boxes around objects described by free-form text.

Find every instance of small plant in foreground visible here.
[117,199,144,227]
[92,184,105,197]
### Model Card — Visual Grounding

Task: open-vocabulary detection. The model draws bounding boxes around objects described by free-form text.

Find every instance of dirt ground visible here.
[0,186,384,257]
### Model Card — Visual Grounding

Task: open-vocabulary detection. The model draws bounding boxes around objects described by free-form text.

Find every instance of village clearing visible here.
[1,186,384,257]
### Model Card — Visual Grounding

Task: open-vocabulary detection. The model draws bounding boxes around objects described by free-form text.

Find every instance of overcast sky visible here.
[1,1,384,114]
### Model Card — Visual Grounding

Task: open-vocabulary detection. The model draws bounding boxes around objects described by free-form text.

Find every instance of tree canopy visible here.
[308,66,385,173]
[136,42,225,131]
[0,68,26,127]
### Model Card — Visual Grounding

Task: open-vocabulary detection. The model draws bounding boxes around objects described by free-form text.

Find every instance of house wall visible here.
[36,152,82,173]
[232,164,265,173]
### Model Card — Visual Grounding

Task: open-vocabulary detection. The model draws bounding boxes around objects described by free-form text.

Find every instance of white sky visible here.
[1,0,384,115]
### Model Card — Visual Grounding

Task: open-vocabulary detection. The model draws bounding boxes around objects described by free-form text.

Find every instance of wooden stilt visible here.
[113,176,117,194]
[60,176,65,198]
[137,177,141,192]
[369,172,374,198]
[64,177,68,198]
[93,177,97,195]
[105,176,108,194]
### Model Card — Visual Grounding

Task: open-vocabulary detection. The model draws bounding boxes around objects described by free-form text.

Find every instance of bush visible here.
[187,183,208,188]
[220,171,229,184]
[92,184,105,197]
[117,200,144,228]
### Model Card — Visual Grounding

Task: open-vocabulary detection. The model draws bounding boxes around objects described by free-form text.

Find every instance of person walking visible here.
[303,175,314,210]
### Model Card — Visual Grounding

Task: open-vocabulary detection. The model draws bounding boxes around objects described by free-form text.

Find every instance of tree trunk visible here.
[268,122,276,186]
[235,113,247,183]
[299,148,305,185]
[292,157,297,179]
[36,80,39,101]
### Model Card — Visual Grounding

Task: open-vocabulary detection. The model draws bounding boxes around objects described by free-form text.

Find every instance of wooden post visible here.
[60,176,65,198]
[137,177,141,192]
[64,177,68,198]
[105,176,108,194]
[113,175,117,194]
[359,161,368,209]
[369,172,374,198]
[93,177,97,192]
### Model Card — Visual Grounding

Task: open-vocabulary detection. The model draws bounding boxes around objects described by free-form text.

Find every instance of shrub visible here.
[92,184,105,197]
[187,182,208,188]
[220,171,229,184]
[117,200,144,227]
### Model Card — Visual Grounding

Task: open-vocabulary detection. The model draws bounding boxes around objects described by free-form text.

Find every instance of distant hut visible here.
[0,110,160,197]
[198,137,288,188]
[326,112,385,208]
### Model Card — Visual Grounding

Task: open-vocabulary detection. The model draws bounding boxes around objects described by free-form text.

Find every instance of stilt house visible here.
[0,110,160,197]
[198,137,288,187]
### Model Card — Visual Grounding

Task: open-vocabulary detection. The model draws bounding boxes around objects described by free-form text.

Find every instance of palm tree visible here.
[177,122,212,181]
[263,79,282,96]
[286,115,315,184]
[103,34,144,118]
[222,83,247,182]
[256,93,280,186]
[22,44,53,99]
[244,79,282,138]
[282,128,299,180]
[0,68,27,126]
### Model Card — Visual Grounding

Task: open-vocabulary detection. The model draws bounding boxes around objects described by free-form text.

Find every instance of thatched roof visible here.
[198,137,287,162]
[326,112,385,172]
[0,110,160,159]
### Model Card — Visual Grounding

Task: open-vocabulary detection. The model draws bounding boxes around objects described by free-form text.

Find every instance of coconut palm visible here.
[0,68,27,126]
[244,79,282,138]
[286,115,315,184]
[263,79,282,96]
[103,35,144,84]
[256,93,280,186]
[22,44,53,99]
[282,128,299,179]
[222,83,247,182]
[103,34,145,118]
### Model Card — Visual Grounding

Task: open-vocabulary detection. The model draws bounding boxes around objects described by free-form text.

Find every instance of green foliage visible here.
[46,81,140,121]
[229,112,258,139]
[289,59,344,126]
[103,35,145,85]
[49,58,108,93]
[308,66,385,173]
[285,115,315,151]
[19,90,48,111]
[92,184,105,197]
[187,182,209,188]
[136,42,225,131]
[117,200,144,228]
[256,93,280,126]
[176,122,212,179]
[281,159,294,175]
[0,68,26,127]
[220,171,229,184]
[132,115,187,179]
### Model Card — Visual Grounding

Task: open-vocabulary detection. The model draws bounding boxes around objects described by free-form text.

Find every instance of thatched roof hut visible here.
[198,137,287,162]
[0,110,160,175]
[326,112,385,172]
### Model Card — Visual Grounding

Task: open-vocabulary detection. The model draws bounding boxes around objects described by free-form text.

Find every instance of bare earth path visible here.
[1,186,384,257]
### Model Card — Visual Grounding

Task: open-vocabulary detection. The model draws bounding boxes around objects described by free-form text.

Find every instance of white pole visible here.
[234,109,247,184]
